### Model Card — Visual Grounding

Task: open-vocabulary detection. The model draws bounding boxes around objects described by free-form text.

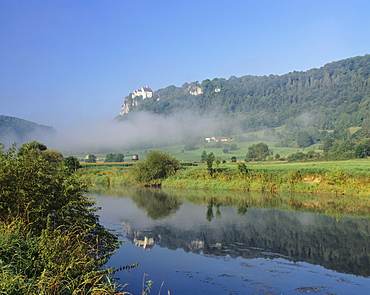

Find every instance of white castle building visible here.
[131,86,153,99]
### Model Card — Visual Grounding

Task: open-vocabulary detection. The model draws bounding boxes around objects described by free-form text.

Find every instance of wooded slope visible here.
[120,54,370,131]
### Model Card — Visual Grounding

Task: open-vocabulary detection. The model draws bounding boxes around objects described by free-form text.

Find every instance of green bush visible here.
[0,142,122,294]
[132,150,180,185]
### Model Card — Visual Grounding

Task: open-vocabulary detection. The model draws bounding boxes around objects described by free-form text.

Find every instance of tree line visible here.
[118,54,370,132]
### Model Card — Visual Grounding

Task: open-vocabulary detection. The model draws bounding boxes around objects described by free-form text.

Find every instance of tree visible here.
[223,148,229,154]
[322,138,335,153]
[230,156,237,162]
[86,154,96,163]
[17,140,47,156]
[355,144,366,158]
[245,142,273,161]
[105,152,115,162]
[215,157,221,169]
[355,139,370,158]
[361,113,370,138]
[200,151,207,162]
[296,131,314,148]
[132,150,180,185]
[206,152,215,175]
[64,156,81,173]
[113,152,124,162]
[333,125,350,140]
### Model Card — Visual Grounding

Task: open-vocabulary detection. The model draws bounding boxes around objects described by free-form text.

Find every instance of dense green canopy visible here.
[119,54,370,131]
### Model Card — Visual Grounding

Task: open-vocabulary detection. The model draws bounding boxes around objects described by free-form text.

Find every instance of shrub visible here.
[132,150,180,185]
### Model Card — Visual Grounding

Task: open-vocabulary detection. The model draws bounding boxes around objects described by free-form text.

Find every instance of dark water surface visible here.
[91,188,370,295]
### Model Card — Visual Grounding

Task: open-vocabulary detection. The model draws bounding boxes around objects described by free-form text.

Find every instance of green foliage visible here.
[206,152,215,175]
[63,156,82,173]
[287,150,321,162]
[86,154,96,163]
[245,142,273,161]
[132,150,180,185]
[0,142,121,294]
[200,150,207,162]
[296,131,314,148]
[119,54,370,131]
[237,162,249,176]
[17,140,47,156]
[113,153,124,162]
[106,153,125,162]
[105,152,115,162]
[230,156,237,162]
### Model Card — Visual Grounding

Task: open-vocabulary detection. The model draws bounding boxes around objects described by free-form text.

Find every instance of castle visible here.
[131,86,153,99]
[120,86,153,115]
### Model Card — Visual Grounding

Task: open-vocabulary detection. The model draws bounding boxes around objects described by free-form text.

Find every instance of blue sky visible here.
[1,0,370,129]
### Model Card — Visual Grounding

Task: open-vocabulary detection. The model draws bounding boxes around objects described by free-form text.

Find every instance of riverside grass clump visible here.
[163,165,370,196]
[0,142,125,295]
[0,220,124,295]
[77,165,135,186]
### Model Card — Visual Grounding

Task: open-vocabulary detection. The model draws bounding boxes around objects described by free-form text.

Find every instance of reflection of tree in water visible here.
[131,188,182,220]
[206,201,222,221]
[206,204,214,222]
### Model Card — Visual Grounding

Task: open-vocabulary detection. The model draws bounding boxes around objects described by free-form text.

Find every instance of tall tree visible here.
[245,142,272,161]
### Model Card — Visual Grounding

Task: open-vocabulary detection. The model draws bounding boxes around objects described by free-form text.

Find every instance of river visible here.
[91,187,370,295]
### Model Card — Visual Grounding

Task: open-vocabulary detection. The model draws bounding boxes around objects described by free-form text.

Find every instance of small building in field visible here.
[132,154,139,161]
[205,136,217,142]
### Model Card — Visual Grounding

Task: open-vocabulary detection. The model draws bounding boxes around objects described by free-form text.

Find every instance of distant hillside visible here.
[0,115,56,146]
[118,54,370,131]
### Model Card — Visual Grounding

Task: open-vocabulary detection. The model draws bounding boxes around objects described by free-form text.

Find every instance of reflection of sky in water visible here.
[93,194,370,295]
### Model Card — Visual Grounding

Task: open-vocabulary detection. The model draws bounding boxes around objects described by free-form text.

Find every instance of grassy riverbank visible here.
[78,160,370,217]
[78,159,370,194]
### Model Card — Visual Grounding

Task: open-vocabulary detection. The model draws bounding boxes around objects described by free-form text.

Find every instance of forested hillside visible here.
[119,55,370,131]
[0,115,56,145]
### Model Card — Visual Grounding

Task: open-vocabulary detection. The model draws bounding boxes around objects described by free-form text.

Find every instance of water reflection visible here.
[130,188,181,220]
[91,187,370,294]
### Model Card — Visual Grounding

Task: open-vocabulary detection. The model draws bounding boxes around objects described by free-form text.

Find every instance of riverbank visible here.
[77,162,370,195]
[78,163,370,217]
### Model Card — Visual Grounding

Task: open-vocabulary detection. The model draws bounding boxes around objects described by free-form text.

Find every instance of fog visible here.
[46,111,240,154]
[1,129,56,150]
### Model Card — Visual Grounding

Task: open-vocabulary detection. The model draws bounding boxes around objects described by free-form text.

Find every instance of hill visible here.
[118,54,370,131]
[0,115,56,146]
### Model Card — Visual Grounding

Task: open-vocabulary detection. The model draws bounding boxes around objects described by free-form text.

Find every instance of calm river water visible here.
[91,187,370,295]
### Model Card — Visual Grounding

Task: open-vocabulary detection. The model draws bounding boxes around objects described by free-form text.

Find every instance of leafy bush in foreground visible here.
[0,142,123,294]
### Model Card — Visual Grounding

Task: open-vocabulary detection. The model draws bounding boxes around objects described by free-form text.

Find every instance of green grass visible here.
[70,136,323,163]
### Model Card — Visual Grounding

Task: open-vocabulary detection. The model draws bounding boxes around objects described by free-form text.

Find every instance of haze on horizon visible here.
[1,0,370,145]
